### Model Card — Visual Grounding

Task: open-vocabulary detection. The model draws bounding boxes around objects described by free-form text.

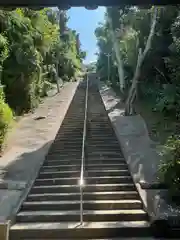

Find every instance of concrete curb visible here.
[0,221,10,240]
[0,180,27,191]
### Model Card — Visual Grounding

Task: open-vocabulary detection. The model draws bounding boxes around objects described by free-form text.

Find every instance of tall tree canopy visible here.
[0,7,86,151]
[95,6,180,114]
[0,7,85,114]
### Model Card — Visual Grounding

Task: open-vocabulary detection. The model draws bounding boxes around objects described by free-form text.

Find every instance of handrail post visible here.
[80,184,83,224]
[80,73,88,226]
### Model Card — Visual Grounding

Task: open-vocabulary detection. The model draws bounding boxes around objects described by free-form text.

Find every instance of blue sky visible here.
[67,7,105,64]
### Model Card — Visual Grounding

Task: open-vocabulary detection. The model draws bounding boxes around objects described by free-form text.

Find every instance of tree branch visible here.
[125,7,158,115]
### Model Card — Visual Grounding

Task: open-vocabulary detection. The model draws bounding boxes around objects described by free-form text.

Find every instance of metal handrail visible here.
[80,73,89,225]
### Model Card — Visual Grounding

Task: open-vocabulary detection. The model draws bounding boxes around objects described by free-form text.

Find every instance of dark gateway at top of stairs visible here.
[0,0,175,8]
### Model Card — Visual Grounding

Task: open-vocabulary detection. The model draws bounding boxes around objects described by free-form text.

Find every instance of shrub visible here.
[159,135,180,199]
[154,84,180,116]
[41,80,53,97]
[0,98,13,151]
[2,71,43,114]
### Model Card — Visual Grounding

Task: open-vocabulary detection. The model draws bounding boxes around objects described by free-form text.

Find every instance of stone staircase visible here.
[10,80,152,239]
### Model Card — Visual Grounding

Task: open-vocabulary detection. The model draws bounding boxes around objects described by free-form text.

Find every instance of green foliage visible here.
[0,34,9,65]
[0,7,85,115]
[0,26,12,151]
[154,84,180,115]
[0,98,13,150]
[159,135,180,198]
[0,7,86,150]
[86,62,96,73]
[95,6,180,110]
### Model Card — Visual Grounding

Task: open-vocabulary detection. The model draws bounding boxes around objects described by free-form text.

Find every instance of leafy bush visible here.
[2,71,43,114]
[154,84,180,116]
[159,135,180,199]
[0,98,13,151]
[41,79,53,97]
[0,8,84,115]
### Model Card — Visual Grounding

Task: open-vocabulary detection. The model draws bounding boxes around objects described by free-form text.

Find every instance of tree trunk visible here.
[125,48,142,115]
[56,62,60,93]
[125,7,158,115]
[108,17,125,93]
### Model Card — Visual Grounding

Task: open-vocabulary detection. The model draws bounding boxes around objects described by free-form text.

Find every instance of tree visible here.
[95,6,179,115]
[0,7,85,114]
[125,7,158,115]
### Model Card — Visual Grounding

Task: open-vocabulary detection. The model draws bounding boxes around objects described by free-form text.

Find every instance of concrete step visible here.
[87,146,121,150]
[89,127,113,129]
[59,126,84,129]
[55,137,83,141]
[47,151,82,156]
[22,199,143,211]
[87,152,123,156]
[43,160,81,165]
[50,145,82,150]
[53,139,83,143]
[58,121,84,124]
[53,142,119,147]
[86,157,125,160]
[16,209,148,222]
[89,127,114,130]
[86,157,124,162]
[85,159,125,164]
[35,176,133,185]
[56,133,83,137]
[87,148,122,152]
[58,126,84,130]
[27,191,139,202]
[88,131,114,134]
[52,139,82,143]
[89,134,115,138]
[30,183,136,194]
[87,144,121,148]
[10,221,151,239]
[55,138,83,142]
[58,130,83,134]
[49,149,82,153]
[87,141,119,144]
[60,122,84,125]
[87,153,123,157]
[59,119,84,124]
[63,115,84,118]
[89,129,114,133]
[41,163,128,170]
[44,159,126,165]
[59,129,84,132]
[50,142,82,147]
[87,137,118,141]
[49,147,82,151]
[40,169,129,177]
[46,153,82,159]
[88,134,115,138]
[39,169,129,176]
[85,170,130,177]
